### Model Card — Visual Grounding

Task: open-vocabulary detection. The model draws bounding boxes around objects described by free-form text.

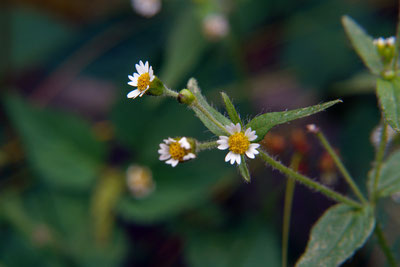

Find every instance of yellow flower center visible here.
[228,132,250,154]
[137,73,150,91]
[169,142,189,161]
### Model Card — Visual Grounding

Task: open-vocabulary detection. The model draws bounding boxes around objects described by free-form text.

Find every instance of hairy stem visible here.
[257,150,362,208]
[282,153,301,267]
[375,223,397,267]
[163,86,179,98]
[196,141,218,152]
[315,131,367,204]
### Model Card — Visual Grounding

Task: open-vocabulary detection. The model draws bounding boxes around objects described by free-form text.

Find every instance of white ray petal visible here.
[179,137,191,149]
[159,153,171,160]
[127,89,141,98]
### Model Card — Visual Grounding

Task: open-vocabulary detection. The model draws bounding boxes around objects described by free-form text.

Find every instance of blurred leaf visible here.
[160,5,207,88]
[3,94,105,190]
[342,16,383,75]
[221,92,241,125]
[238,156,250,182]
[117,153,232,223]
[184,220,280,267]
[376,77,400,132]
[247,100,341,142]
[9,7,76,69]
[368,150,400,198]
[296,204,375,267]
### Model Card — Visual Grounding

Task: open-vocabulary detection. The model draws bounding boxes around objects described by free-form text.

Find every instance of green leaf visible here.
[159,5,207,88]
[187,79,231,136]
[296,204,375,267]
[3,94,105,190]
[376,77,400,132]
[368,150,400,198]
[342,16,383,75]
[247,100,341,142]
[221,92,241,125]
[238,156,251,182]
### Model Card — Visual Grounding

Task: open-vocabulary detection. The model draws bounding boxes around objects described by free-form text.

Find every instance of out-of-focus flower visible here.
[32,224,52,247]
[202,13,230,40]
[370,124,397,150]
[217,123,260,165]
[127,60,155,99]
[158,137,196,167]
[391,191,400,203]
[319,151,338,186]
[291,128,310,155]
[131,0,161,18]
[126,165,155,198]
[373,36,395,48]
[261,132,286,155]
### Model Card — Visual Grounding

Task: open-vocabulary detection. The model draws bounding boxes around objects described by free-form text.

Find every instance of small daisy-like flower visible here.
[131,0,161,18]
[373,36,396,48]
[217,123,260,165]
[158,137,196,167]
[126,165,155,199]
[127,60,155,99]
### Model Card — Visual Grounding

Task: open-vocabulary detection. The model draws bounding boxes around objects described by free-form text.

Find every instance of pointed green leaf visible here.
[376,77,400,132]
[368,150,400,198]
[247,100,341,142]
[238,156,251,182]
[221,92,241,125]
[296,204,375,267]
[342,16,383,75]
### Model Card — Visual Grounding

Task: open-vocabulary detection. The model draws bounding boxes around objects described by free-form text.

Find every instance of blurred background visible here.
[1,0,400,266]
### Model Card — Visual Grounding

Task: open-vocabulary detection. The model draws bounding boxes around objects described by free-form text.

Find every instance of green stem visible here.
[315,131,367,204]
[196,141,218,152]
[282,153,301,267]
[163,86,179,98]
[257,150,362,209]
[375,223,397,267]
[192,101,230,135]
[373,122,388,201]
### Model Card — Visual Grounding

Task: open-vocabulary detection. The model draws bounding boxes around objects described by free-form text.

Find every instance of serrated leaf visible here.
[221,92,241,125]
[296,204,375,267]
[238,156,251,182]
[342,16,383,75]
[247,100,341,142]
[368,150,400,198]
[3,94,105,190]
[376,77,400,132]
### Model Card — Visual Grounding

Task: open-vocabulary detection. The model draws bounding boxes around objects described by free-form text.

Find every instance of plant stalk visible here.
[315,131,367,204]
[282,153,301,267]
[196,141,218,152]
[257,150,362,208]
[192,101,230,135]
[375,223,397,267]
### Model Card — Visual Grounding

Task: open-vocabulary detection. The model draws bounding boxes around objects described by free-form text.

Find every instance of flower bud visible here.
[178,89,196,105]
[126,165,155,198]
[373,36,396,65]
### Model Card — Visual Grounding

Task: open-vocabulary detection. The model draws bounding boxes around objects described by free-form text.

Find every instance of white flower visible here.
[126,165,155,199]
[202,13,230,40]
[373,36,396,48]
[158,137,196,167]
[217,123,260,165]
[131,0,161,18]
[127,60,155,99]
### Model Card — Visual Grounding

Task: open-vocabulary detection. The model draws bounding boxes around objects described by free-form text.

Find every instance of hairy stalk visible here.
[163,86,179,98]
[257,150,362,208]
[373,122,388,201]
[315,131,367,204]
[196,141,218,152]
[282,153,301,267]
[192,101,230,135]
[375,223,397,267]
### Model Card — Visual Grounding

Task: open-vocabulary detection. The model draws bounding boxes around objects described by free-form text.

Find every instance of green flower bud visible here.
[146,76,164,96]
[178,89,196,105]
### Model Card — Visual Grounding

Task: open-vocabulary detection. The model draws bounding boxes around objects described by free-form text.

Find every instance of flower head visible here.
[127,60,155,99]
[126,165,155,198]
[217,123,260,165]
[131,0,161,18]
[158,137,196,167]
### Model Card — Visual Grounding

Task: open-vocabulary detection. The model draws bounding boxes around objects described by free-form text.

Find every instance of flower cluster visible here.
[127,61,261,170]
